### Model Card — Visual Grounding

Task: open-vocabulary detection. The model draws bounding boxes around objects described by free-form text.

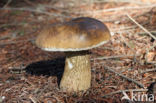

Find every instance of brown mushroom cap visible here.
[36,17,111,51]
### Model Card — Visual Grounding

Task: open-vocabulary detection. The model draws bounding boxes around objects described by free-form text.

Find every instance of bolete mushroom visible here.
[35,17,111,92]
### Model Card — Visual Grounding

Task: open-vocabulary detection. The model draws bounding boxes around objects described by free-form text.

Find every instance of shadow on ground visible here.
[25,57,65,85]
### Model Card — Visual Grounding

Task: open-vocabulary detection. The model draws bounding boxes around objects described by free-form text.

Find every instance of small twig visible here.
[94,0,152,5]
[146,60,156,64]
[103,66,145,88]
[3,0,12,8]
[0,35,10,40]
[29,95,39,103]
[0,38,34,46]
[111,28,137,34]
[126,14,156,40]
[127,14,156,63]
[8,65,26,74]
[141,68,156,74]
[0,7,70,18]
[92,54,140,60]
[24,0,36,6]
[73,4,156,14]
[0,23,26,28]
[112,26,138,31]
[138,31,156,36]
[97,47,117,51]
[103,89,148,97]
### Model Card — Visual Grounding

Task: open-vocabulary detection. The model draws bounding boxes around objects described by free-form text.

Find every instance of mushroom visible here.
[35,17,111,92]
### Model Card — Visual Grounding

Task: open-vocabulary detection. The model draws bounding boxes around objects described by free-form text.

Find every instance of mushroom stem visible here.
[60,51,91,92]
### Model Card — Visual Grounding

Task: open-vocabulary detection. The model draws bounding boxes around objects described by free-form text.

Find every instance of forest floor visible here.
[0,0,156,103]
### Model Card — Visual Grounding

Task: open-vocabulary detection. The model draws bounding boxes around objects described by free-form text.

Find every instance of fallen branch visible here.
[103,66,145,88]
[103,89,148,97]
